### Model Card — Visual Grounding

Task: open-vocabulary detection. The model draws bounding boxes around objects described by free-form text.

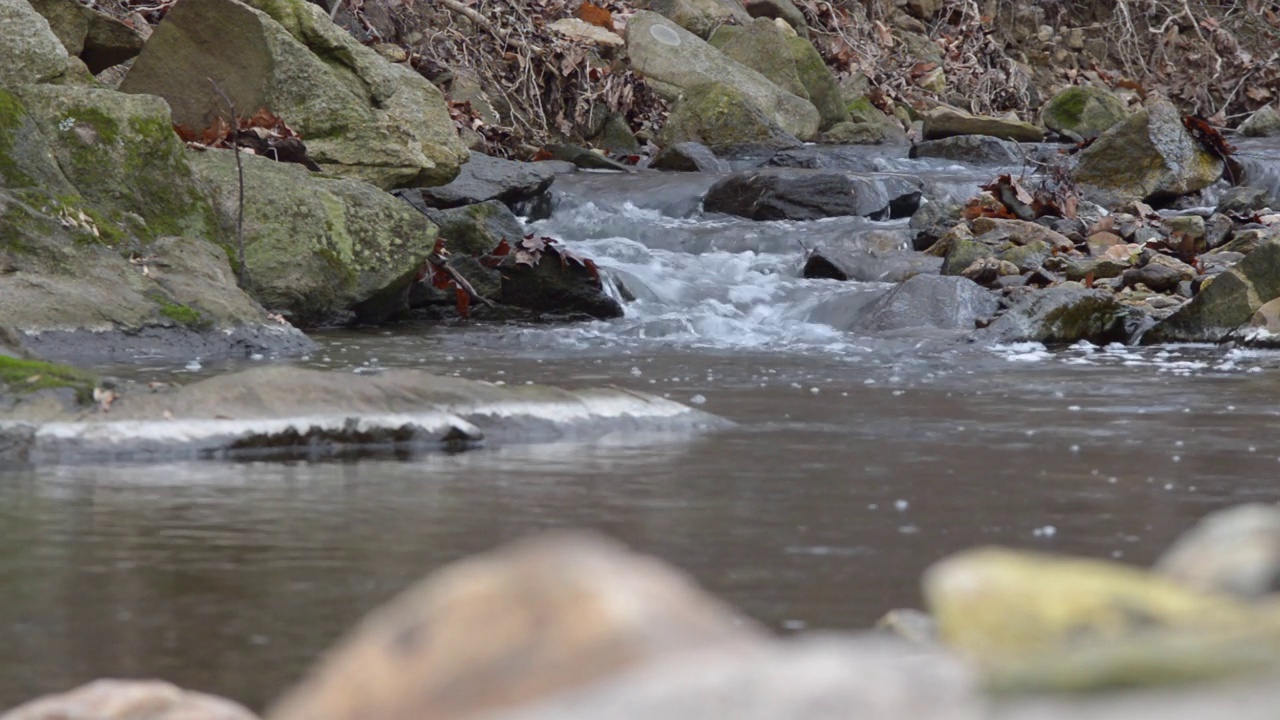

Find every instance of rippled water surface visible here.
[4,144,1280,709]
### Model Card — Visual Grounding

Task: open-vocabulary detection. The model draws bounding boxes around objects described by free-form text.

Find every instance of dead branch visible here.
[208,78,247,289]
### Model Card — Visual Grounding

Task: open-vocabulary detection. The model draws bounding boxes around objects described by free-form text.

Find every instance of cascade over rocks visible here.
[703,169,923,221]
[1073,100,1224,205]
[119,0,467,190]
[624,11,820,141]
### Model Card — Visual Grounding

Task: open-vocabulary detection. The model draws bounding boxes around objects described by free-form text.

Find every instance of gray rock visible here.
[703,169,922,221]
[910,136,1022,165]
[1123,262,1184,293]
[0,368,720,462]
[983,285,1129,344]
[821,121,904,145]
[941,236,996,276]
[1240,105,1280,138]
[922,108,1045,143]
[0,0,69,87]
[625,12,820,140]
[802,231,939,282]
[1145,234,1280,343]
[29,0,147,74]
[744,0,808,36]
[414,200,523,258]
[717,18,810,102]
[408,151,558,209]
[497,245,624,319]
[764,146,878,171]
[787,35,849,131]
[1039,85,1129,140]
[851,275,997,333]
[1074,100,1224,205]
[1217,186,1272,216]
[639,0,751,39]
[652,142,729,172]
[1156,504,1280,597]
[119,0,467,189]
[657,81,802,154]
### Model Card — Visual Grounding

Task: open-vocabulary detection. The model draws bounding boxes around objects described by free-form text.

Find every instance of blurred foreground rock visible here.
[1,679,258,720]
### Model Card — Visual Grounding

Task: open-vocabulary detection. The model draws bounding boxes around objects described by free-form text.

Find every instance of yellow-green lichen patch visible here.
[0,355,97,403]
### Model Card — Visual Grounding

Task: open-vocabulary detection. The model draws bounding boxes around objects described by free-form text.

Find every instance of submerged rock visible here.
[1039,86,1129,140]
[0,367,720,462]
[625,12,819,140]
[703,169,922,221]
[266,532,763,720]
[119,0,467,189]
[0,679,258,720]
[1073,100,1223,205]
[1157,504,1280,597]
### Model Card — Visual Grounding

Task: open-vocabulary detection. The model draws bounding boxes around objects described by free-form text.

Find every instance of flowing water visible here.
[4,144,1280,709]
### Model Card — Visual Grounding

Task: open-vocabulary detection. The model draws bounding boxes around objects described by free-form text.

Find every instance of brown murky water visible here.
[4,336,1280,709]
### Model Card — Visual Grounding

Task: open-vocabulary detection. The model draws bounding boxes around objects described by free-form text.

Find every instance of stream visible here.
[4,142,1280,708]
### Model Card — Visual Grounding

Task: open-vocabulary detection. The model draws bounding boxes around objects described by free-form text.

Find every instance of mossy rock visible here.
[786,35,848,130]
[718,18,809,101]
[657,81,800,154]
[1040,85,1129,139]
[0,354,96,404]
[422,200,523,259]
[0,0,71,86]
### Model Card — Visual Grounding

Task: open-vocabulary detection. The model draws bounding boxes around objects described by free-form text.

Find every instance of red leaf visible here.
[454,287,471,318]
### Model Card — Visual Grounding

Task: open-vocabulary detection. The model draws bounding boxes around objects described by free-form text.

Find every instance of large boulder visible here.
[837,96,906,144]
[0,0,70,87]
[656,81,800,154]
[1040,85,1129,140]
[27,0,148,73]
[1073,100,1223,205]
[267,533,762,720]
[639,0,751,38]
[703,168,922,221]
[0,680,258,720]
[119,0,467,189]
[922,107,1045,143]
[1144,234,1280,343]
[625,11,820,140]
[786,35,848,131]
[651,141,729,172]
[189,148,442,326]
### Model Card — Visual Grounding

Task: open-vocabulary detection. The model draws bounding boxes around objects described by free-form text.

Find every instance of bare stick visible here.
[428,253,496,308]
[208,78,247,288]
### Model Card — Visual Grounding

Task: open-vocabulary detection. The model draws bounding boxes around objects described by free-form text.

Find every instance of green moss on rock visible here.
[158,300,204,327]
[0,355,96,403]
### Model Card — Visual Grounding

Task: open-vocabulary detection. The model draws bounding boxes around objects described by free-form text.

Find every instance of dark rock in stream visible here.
[652,142,730,173]
[909,136,1023,165]
[763,146,879,171]
[703,169,923,221]
[1144,234,1280,343]
[981,285,1129,345]
[803,232,943,283]
[0,367,721,464]
[404,151,560,210]
[497,252,624,320]
[412,200,524,257]
[850,275,998,334]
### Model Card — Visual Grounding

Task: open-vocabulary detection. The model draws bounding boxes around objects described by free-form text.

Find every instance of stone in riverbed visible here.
[850,274,997,334]
[909,135,1022,165]
[651,141,729,172]
[1039,85,1129,140]
[1239,105,1280,138]
[981,285,1129,345]
[802,231,941,282]
[397,151,558,210]
[119,0,467,189]
[1156,504,1280,597]
[410,199,523,258]
[266,532,763,720]
[1217,186,1273,217]
[1144,234,1280,343]
[656,82,801,154]
[1073,100,1223,205]
[921,107,1045,143]
[0,679,258,720]
[496,247,624,320]
[702,169,922,221]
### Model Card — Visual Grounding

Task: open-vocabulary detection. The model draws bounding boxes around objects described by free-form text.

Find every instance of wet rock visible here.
[407,151,557,210]
[1074,100,1223,205]
[909,201,963,251]
[0,0,70,86]
[267,533,761,720]
[982,285,1128,344]
[804,232,941,282]
[190,149,439,327]
[549,144,633,172]
[0,679,258,720]
[743,0,807,36]
[996,240,1051,273]
[909,136,1022,165]
[850,275,997,333]
[415,200,523,258]
[486,637,978,720]
[497,250,624,319]
[1,368,718,462]
[1217,186,1273,216]
[1241,296,1280,347]
[941,236,995,276]
[625,12,819,140]
[1144,235,1280,343]
[1039,85,1129,140]
[922,107,1045,143]
[651,142,729,172]
[1157,504,1280,597]
[1239,105,1280,138]
[1123,262,1183,293]
[656,81,802,154]
[120,0,467,189]
[639,0,751,39]
[704,169,922,221]
[763,146,878,171]
[970,217,1075,251]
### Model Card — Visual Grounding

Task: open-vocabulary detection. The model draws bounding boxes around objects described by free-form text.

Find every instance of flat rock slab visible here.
[0,366,725,464]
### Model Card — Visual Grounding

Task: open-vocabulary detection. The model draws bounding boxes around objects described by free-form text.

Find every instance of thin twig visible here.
[208,78,247,288]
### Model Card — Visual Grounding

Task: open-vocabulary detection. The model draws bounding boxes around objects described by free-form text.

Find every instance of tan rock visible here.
[267,532,761,720]
[549,18,624,47]
[970,217,1074,251]
[922,107,1045,143]
[1,679,258,720]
